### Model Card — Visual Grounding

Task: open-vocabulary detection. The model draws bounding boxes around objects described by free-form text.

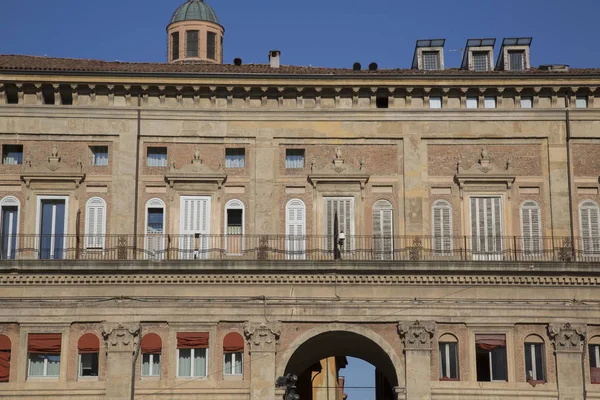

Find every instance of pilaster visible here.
[102,323,140,400]
[398,321,435,400]
[244,322,282,400]
[548,323,586,400]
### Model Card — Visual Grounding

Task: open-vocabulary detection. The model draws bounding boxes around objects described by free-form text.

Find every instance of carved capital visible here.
[244,321,281,353]
[548,323,586,352]
[102,323,140,353]
[398,320,435,350]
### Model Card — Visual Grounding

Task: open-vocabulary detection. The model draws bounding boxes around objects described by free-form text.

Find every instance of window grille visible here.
[186,31,199,58]
[172,32,180,60]
[207,32,216,60]
[422,51,440,70]
[472,51,489,71]
[508,51,524,71]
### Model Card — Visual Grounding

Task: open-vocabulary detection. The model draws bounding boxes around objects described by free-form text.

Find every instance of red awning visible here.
[78,333,100,354]
[141,333,162,354]
[28,333,61,354]
[0,335,10,351]
[0,351,9,383]
[475,334,506,350]
[177,332,209,349]
[223,332,244,353]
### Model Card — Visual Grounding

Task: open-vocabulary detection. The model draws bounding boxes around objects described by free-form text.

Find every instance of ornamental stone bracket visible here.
[308,147,370,199]
[454,147,515,199]
[548,323,586,353]
[243,321,282,353]
[398,320,436,351]
[102,323,141,353]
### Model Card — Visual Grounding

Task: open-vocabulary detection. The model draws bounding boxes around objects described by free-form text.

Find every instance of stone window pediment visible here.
[454,148,515,199]
[164,147,227,189]
[308,147,370,198]
[20,145,85,189]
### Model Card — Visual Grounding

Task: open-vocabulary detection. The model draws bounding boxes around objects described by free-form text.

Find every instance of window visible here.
[325,197,354,252]
[484,96,496,109]
[475,334,507,382]
[177,333,208,378]
[27,333,61,378]
[579,200,600,254]
[2,144,23,165]
[38,197,68,260]
[520,96,533,109]
[207,32,216,60]
[85,197,106,249]
[225,200,244,255]
[470,197,503,258]
[78,334,99,378]
[90,146,108,166]
[286,199,306,260]
[508,50,525,71]
[432,200,452,255]
[179,196,210,259]
[521,201,542,255]
[225,148,245,168]
[472,51,489,71]
[0,335,10,383]
[422,51,440,70]
[376,96,389,109]
[223,332,244,376]
[1,196,20,260]
[524,337,545,382]
[576,96,588,109]
[145,199,165,260]
[429,96,442,109]
[141,333,162,377]
[186,30,199,58]
[171,32,180,60]
[466,96,478,109]
[372,200,393,260]
[147,147,167,167]
[286,149,305,169]
[590,340,600,384]
[439,334,459,381]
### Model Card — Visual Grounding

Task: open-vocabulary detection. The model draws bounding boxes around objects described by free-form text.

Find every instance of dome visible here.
[170,0,219,24]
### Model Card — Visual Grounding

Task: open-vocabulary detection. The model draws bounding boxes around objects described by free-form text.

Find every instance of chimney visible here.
[269,50,281,68]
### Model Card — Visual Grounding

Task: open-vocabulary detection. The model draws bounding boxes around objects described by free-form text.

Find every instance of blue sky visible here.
[1,0,599,69]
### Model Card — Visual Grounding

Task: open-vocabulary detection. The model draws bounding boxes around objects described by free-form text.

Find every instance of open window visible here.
[145,199,165,260]
[524,335,545,383]
[177,333,208,378]
[223,332,244,376]
[28,333,61,378]
[141,333,162,377]
[1,196,20,260]
[78,333,99,378]
[590,336,600,384]
[0,335,10,383]
[225,200,244,255]
[438,334,459,381]
[475,334,507,382]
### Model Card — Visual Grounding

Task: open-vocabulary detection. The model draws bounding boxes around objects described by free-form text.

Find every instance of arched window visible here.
[85,197,106,249]
[580,200,600,254]
[438,333,459,381]
[589,336,600,384]
[286,199,306,260]
[223,332,244,376]
[78,333,99,378]
[225,200,244,255]
[372,200,393,260]
[524,334,545,383]
[0,335,11,382]
[141,333,162,377]
[145,199,165,260]
[432,200,452,255]
[1,196,20,260]
[520,201,542,255]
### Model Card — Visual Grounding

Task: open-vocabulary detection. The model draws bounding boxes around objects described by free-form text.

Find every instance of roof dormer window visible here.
[496,37,532,71]
[461,38,495,71]
[423,51,440,70]
[508,50,525,71]
[412,39,445,71]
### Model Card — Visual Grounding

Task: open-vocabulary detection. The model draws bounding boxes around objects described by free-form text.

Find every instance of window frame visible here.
[90,145,109,166]
[520,200,542,255]
[2,144,23,165]
[176,348,208,378]
[35,195,69,260]
[286,199,306,260]
[372,199,393,260]
[508,50,525,71]
[224,199,245,255]
[579,200,600,255]
[520,96,533,109]
[472,51,490,72]
[468,195,504,259]
[223,351,243,376]
[145,198,166,260]
[1,196,20,260]
[429,96,442,109]
[142,353,161,377]
[432,200,453,255]
[207,31,217,60]
[28,353,61,378]
[439,341,459,381]
[85,197,107,250]
[285,149,305,169]
[466,96,478,109]
[524,341,545,383]
[576,96,588,109]
[422,51,440,70]
[186,30,199,58]
[475,334,508,382]
[78,353,99,378]
[590,342,600,383]
[147,147,168,168]
[171,32,180,61]
[324,197,355,252]
[225,148,246,168]
[484,96,497,109]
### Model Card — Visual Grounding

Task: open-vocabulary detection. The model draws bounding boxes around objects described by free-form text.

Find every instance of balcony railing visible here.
[0,234,598,262]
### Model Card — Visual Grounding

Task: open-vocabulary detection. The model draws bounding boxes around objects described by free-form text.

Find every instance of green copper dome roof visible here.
[170,0,219,24]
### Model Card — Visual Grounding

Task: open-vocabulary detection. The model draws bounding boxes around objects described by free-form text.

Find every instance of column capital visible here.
[102,323,140,353]
[548,323,586,353]
[244,321,281,353]
[398,320,436,350]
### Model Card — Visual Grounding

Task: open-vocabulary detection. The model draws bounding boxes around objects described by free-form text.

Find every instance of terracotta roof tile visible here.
[0,54,598,77]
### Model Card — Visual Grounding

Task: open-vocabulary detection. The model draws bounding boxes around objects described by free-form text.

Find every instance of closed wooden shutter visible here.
[372,200,393,260]
[325,198,354,251]
[180,196,210,259]
[286,200,306,259]
[521,201,542,254]
[470,197,503,255]
[580,201,600,253]
[85,197,106,249]
[432,200,452,254]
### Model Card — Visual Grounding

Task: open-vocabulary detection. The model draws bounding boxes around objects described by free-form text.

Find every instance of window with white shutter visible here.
[372,200,393,260]
[470,197,503,259]
[180,196,211,259]
[286,199,306,259]
[324,197,354,252]
[224,200,244,255]
[579,200,600,255]
[85,197,106,249]
[432,200,452,255]
[520,200,542,255]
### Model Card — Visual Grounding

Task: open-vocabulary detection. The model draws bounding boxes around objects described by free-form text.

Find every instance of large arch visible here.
[278,323,404,389]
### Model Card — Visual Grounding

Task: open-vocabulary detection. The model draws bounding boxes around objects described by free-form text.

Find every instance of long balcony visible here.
[0,234,598,262]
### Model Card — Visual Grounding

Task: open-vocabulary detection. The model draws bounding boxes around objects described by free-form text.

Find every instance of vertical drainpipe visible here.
[565,108,576,256]
[133,92,142,258]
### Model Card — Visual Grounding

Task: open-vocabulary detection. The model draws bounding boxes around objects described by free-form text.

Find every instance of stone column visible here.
[102,323,141,400]
[548,323,586,400]
[398,321,435,400]
[244,322,282,400]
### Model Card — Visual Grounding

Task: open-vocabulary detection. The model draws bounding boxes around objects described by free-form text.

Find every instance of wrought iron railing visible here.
[0,234,598,262]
